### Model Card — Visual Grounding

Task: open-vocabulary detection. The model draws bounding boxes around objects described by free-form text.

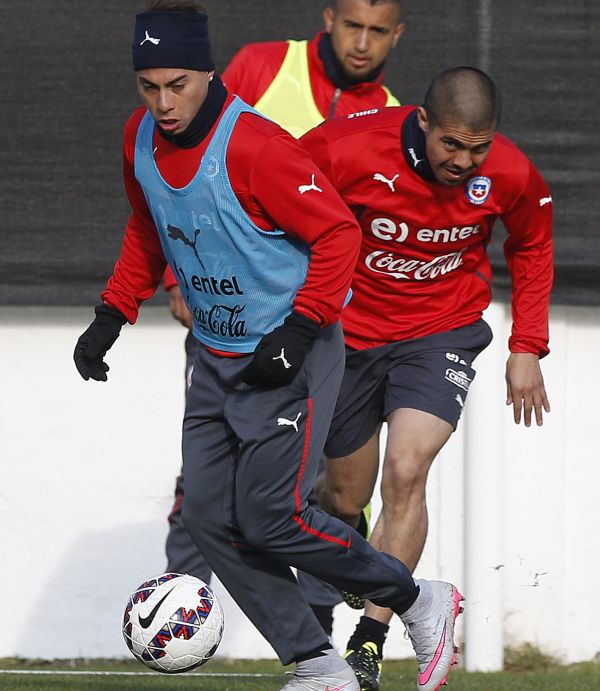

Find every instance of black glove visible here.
[242,311,321,388]
[73,304,127,381]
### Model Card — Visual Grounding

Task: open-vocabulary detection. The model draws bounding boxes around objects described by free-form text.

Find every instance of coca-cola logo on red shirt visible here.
[364,249,466,280]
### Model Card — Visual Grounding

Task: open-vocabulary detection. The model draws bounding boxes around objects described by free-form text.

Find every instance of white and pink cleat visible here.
[401,580,464,691]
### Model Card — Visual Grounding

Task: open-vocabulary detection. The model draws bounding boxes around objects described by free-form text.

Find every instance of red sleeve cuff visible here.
[509,337,550,359]
[163,266,178,291]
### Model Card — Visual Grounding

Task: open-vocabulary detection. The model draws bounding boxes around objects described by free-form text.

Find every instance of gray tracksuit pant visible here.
[180,323,416,664]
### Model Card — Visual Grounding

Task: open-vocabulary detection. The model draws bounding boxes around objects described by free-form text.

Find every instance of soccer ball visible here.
[122,572,224,673]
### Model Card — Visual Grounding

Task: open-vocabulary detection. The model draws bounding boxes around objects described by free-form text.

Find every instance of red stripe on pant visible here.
[292,397,351,549]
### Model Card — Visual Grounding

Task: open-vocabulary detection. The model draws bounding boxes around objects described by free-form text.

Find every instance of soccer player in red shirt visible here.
[300,66,553,690]
[73,4,464,690]
[222,0,403,136]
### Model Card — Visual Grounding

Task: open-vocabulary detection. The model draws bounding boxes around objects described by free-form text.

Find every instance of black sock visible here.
[311,604,334,637]
[294,642,333,664]
[356,510,369,538]
[347,615,389,655]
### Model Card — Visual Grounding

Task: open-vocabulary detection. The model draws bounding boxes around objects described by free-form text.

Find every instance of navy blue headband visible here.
[132,12,214,72]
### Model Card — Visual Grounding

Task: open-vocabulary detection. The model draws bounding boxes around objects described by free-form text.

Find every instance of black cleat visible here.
[344,641,382,691]
[341,590,366,610]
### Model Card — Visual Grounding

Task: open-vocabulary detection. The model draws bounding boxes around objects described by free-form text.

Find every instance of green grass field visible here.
[1,657,599,691]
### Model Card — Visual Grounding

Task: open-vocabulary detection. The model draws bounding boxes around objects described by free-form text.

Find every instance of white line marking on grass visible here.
[0,670,281,677]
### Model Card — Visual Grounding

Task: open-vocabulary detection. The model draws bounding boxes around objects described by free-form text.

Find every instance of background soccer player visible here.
[300,66,553,689]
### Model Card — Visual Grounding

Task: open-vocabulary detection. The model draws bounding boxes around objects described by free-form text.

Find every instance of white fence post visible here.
[463,302,506,671]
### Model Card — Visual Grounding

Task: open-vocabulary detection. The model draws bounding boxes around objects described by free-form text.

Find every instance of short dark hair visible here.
[330,0,401,13]
[424,66,501,131]
[147,0,207,13]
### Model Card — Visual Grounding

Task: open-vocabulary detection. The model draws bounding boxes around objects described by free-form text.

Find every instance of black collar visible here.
[401,109,436,183]
[318,32,385,90]
[156,73,228,149]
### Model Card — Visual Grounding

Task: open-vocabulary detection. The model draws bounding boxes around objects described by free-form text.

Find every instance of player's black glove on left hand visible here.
[73,304,127,382]
[242,311,321,389]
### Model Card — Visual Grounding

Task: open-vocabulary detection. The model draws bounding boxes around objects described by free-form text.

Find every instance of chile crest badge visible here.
[465,176,492,205]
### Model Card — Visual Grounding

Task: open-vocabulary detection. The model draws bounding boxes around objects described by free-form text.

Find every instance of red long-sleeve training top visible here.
[300,106,554,355]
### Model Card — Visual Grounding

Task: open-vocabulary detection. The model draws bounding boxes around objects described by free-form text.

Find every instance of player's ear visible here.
[323,6,334,33]
[392,22,405,47]
[417,106,429,133]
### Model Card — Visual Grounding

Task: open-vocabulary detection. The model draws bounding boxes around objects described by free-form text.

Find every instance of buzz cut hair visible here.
[330,0,402,12]
[424,66,501,132]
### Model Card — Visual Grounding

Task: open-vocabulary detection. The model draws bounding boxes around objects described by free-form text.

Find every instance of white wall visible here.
[1,303,599,663]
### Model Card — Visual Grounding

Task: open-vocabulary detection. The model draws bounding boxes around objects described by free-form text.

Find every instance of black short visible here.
[324,319,493,458]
